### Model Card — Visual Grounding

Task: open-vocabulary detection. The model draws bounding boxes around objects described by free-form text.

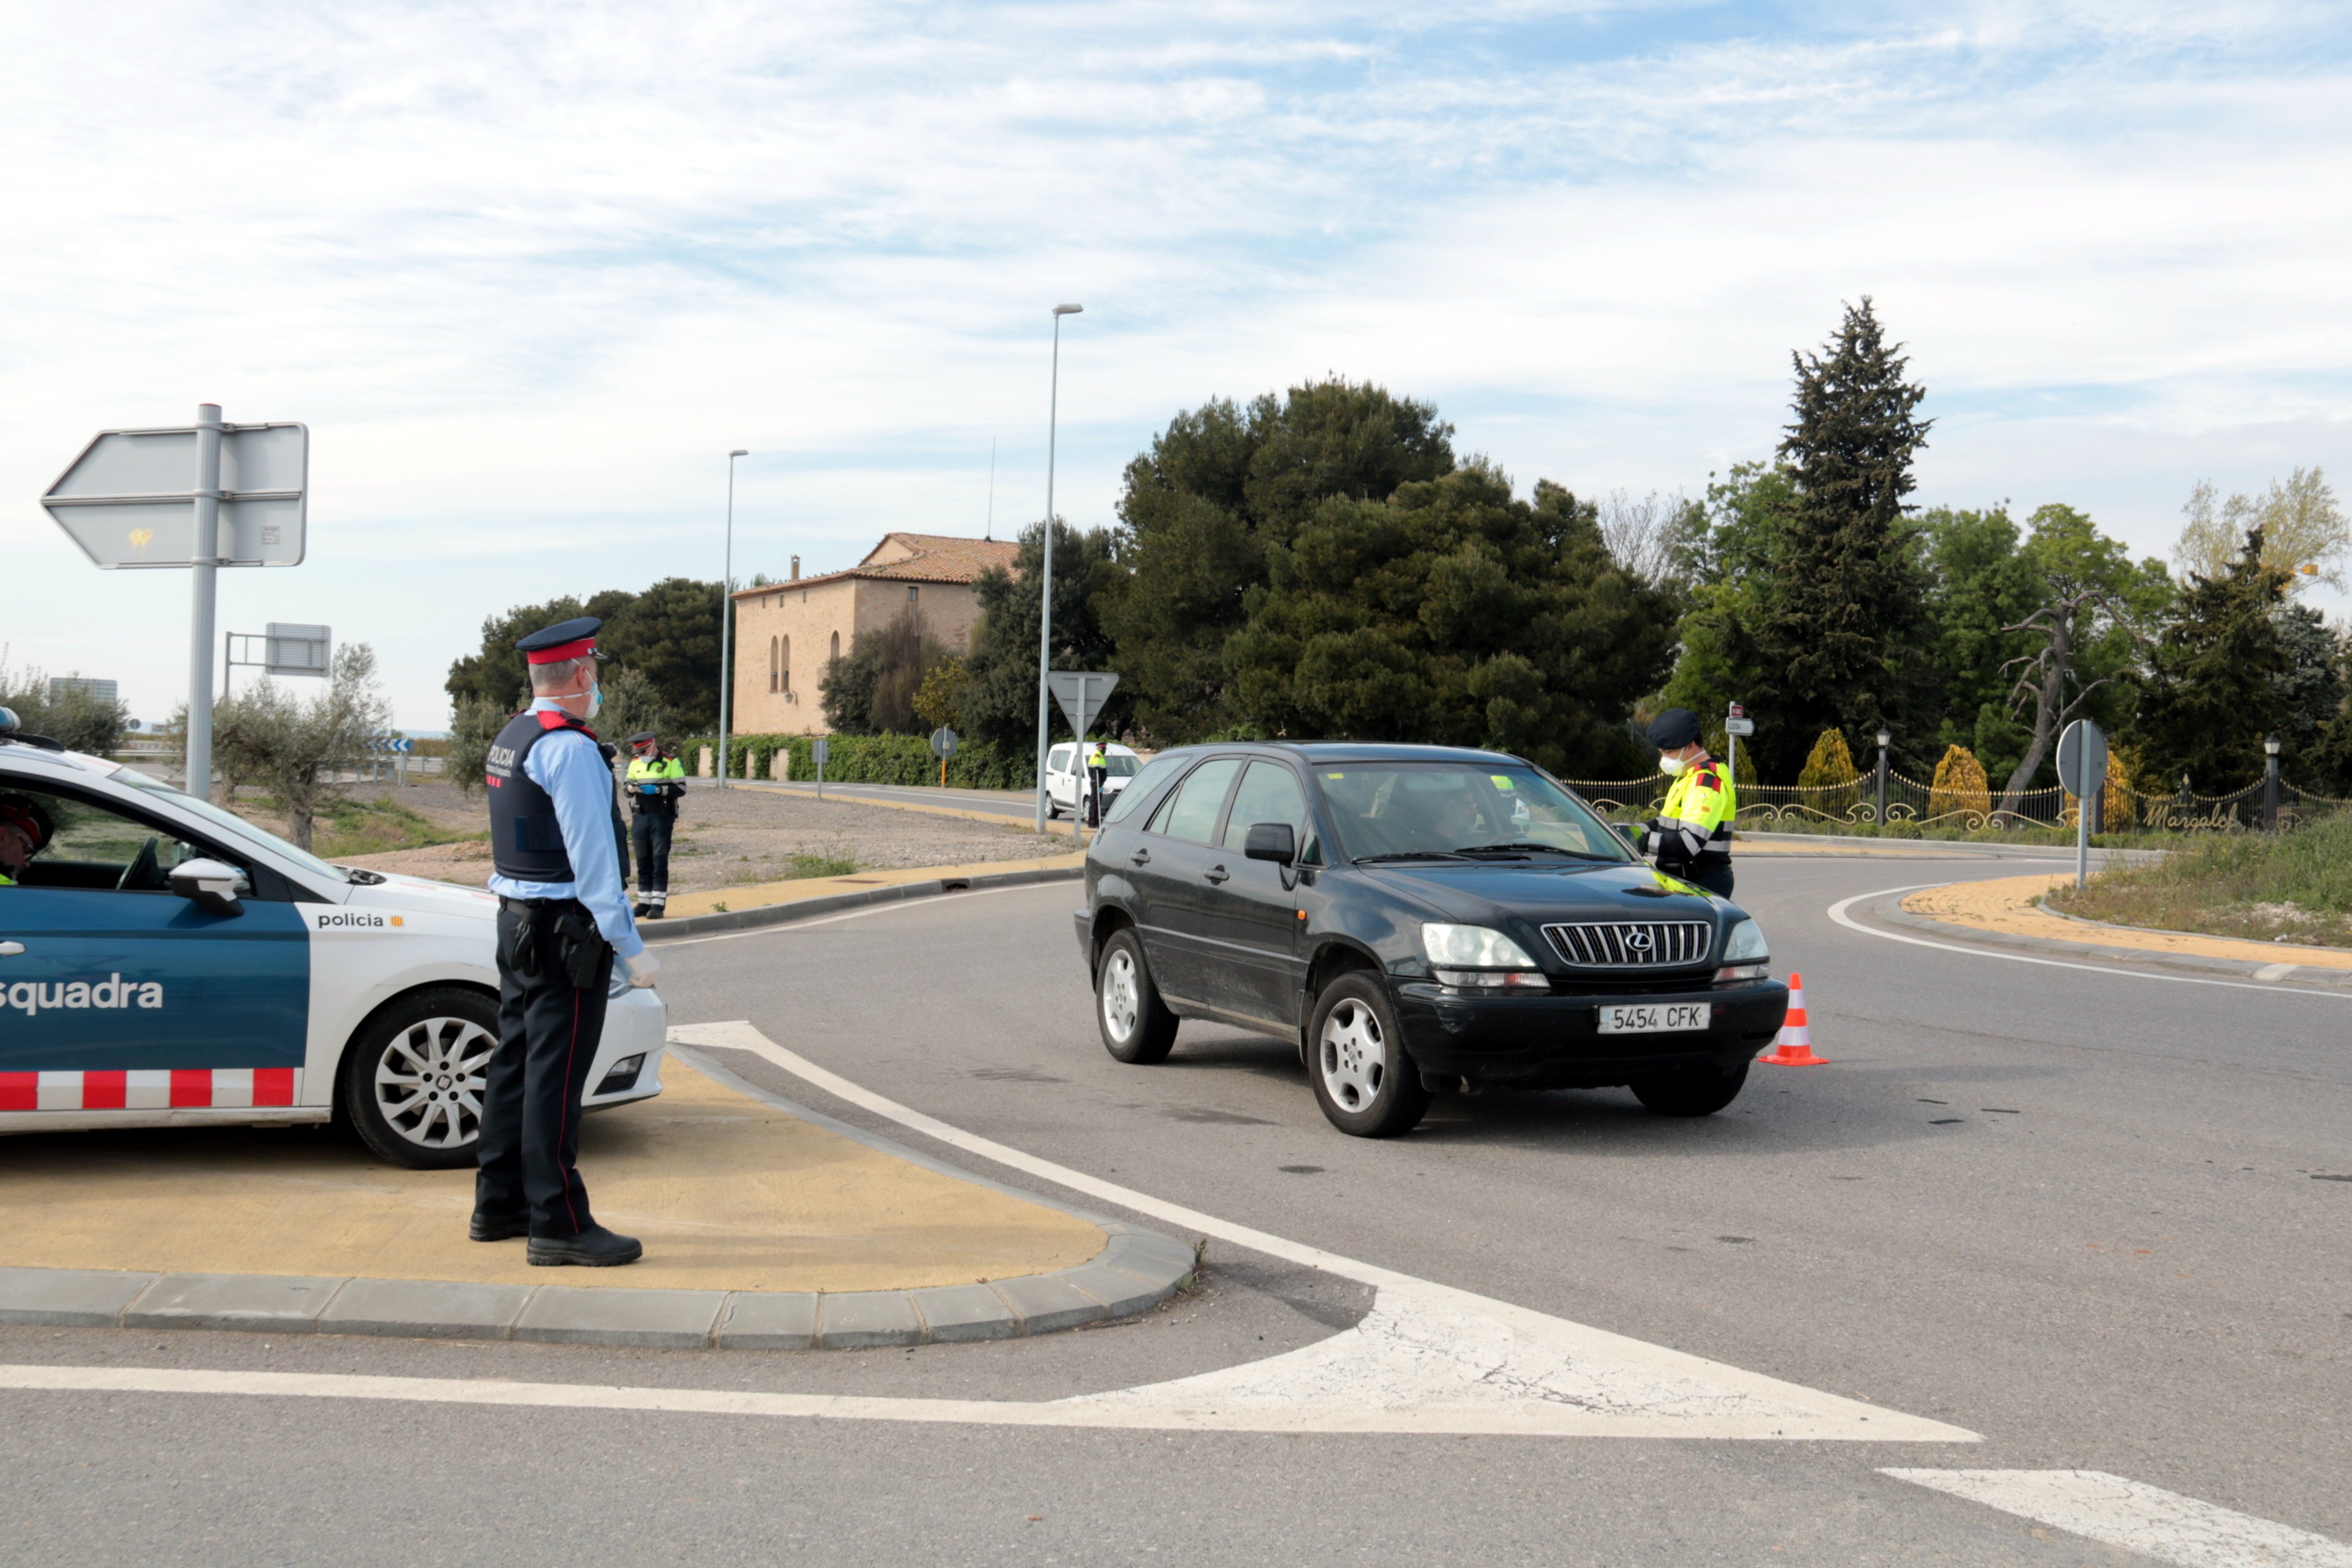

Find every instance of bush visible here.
[1926,743,1992,826]
[724,732,1035,790]
[1796,728,1860,818]
[0,662,131,755]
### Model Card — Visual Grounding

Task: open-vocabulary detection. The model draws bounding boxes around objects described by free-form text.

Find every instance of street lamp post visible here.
[2263,733,2282,830]
[1033,303,1082,834]
[1875,727,1891,826]
[718,448,749,789]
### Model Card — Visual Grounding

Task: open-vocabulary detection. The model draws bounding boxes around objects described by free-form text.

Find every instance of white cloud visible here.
[3,0,2347,725]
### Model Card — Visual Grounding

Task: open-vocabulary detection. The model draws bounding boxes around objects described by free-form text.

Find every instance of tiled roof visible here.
[731,533,1020,600]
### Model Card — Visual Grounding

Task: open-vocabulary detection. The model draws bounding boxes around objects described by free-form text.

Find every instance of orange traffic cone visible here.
[1760,971,1828,1066]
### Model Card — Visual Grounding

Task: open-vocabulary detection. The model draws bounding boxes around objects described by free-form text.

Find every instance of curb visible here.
[643,862,1085,942]
[1854,886,2352,993]
[0,1227,1199,1351]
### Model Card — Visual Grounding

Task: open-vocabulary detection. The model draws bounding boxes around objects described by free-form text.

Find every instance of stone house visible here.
[727,531,1020,737]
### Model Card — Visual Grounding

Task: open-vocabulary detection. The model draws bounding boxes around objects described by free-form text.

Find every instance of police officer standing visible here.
[1085,738,1108,828]
[624,730,686,919]
[1641,707,1738,898]
[475,617,656,1266]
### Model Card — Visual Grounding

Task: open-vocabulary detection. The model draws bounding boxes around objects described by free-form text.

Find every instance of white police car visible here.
[0,728,665,1168]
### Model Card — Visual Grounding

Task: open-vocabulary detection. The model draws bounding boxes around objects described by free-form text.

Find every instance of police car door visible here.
[0,779,309,1113]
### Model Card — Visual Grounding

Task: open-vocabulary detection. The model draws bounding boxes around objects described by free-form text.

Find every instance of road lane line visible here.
[1828,888,2352,998]
[667,1020,1978,1442]
[1885,1470,2352,1566]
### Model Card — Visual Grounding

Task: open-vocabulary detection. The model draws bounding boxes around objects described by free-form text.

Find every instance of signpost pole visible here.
[186,403,223,799]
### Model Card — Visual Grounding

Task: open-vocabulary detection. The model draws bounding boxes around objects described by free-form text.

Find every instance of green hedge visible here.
[721,733,1034,790]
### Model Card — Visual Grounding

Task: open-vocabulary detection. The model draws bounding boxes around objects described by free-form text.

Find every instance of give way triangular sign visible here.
[1047,671,1119,737]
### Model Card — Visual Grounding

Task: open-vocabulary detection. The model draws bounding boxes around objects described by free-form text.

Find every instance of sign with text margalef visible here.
[1046,671,1119,737]
[42,422,308,568]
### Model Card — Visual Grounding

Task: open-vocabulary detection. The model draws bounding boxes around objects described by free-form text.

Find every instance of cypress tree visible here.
[1739,298,1935,778]
[2134,530,2291,791]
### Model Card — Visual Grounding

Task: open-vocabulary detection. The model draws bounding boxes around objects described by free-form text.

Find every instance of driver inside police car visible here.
[0,794,53,886]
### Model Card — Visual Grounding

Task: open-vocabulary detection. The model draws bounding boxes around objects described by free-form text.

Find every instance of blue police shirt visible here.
[486,699,645,961]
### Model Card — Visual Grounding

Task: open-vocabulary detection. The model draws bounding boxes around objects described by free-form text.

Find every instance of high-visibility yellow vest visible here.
[1662,756,1736,858]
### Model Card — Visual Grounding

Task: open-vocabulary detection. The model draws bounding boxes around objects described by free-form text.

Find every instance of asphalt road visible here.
[6,850,2347,1566]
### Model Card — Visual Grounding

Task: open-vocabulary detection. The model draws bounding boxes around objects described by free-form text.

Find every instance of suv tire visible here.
[1307,972,1431,1137]
[1095,928,1178,1064]
[1630,1061,1749,1117]
[341,986,500,1169]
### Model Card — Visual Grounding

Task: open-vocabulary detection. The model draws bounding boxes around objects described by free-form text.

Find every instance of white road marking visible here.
[660,1020,1977,1441]
[1827,888,2352,999]
[2254,962,2299,981]
[1886,1470,2352,1567]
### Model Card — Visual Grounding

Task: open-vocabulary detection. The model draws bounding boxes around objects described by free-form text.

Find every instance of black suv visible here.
[1074,743,1790,1137]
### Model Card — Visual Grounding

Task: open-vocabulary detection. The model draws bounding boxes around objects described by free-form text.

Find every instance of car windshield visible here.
[1315,761,1631,864]
[108,765,351,885]
[1104,754,1139,777]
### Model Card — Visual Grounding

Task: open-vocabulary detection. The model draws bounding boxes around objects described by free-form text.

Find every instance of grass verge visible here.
[2044,815,2352,945]
[311,796,486,861]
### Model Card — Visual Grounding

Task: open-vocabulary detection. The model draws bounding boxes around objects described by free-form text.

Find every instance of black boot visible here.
[469,1210,529,1242]
[527,1226,644,1267]
[631,900,651,918]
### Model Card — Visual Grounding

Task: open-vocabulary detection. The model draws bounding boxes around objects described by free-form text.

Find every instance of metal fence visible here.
[1562,772,2352,835]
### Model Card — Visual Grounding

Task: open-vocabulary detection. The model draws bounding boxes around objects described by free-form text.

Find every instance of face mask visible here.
[1658,754,1686,776]
[585,682,602,720]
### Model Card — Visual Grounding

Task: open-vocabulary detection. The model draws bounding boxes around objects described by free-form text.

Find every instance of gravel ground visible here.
[308,779,1063,891]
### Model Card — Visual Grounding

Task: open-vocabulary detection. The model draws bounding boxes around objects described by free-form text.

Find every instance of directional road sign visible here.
[929,726,959,759]
[266,623,331,676]
[1047,671,1119,738]
[42,421,308,569]
[1724,717,1755,737]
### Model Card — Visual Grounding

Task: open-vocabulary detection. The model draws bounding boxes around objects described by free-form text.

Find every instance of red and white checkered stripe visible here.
[0,1068,302,1112]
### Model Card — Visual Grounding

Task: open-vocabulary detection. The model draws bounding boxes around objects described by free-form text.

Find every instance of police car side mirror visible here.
[1244,822,1297,865]
[169,857,246,918]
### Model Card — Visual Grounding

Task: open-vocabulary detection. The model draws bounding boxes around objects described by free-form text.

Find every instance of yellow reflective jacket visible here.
[1662,756,1736,861]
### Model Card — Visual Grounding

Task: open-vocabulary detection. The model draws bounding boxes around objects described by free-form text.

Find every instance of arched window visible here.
[780,635,791,693]
[830,630,841,662]
[768,637,778,692]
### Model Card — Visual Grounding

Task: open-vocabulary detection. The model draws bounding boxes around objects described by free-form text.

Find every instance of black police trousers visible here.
[630,814,673,898]
[477,899,612,1239]
[1683,860,1735,899]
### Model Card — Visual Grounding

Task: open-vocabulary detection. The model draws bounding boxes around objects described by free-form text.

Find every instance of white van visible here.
[1045,742,1143,820]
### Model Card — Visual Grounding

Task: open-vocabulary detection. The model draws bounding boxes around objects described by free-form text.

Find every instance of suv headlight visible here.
[1716,917,1768,981]
[1422,923,1548,990]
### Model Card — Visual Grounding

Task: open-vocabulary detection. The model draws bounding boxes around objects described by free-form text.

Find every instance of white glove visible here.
[623,949,661,988]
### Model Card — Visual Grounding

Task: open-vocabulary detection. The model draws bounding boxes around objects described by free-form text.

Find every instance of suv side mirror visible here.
[168,857,246,918]
[1244,821,1297,864]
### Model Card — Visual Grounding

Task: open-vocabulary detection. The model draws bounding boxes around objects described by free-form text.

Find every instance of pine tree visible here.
[1739,298,1935,778]
[2133,529,2291,791]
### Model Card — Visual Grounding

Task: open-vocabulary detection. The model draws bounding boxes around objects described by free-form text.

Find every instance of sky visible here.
[4,0,2348,729]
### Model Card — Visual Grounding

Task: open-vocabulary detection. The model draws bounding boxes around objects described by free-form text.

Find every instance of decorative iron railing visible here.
[1560,772,2352,835]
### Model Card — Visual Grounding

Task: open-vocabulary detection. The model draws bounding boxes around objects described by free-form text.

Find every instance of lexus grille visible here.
[1544,921,1713,968]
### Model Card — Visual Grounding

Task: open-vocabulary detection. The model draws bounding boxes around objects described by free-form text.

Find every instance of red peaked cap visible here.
[0,799,51,851]
[515,615,603,666]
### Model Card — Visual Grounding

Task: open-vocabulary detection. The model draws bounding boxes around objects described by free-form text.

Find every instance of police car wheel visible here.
[1629,1061,1748,1117]
[1095,928,1177,1064]
[341,986,500,1169]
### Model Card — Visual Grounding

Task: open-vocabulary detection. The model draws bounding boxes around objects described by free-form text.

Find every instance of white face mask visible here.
[1658,754,1686,776]
[585,681,602,720]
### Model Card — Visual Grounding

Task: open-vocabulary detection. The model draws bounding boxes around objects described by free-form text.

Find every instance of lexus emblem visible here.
[1624,929,1653,952]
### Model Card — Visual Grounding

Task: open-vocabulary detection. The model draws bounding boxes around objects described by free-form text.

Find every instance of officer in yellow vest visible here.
[623,732,688,919]
[1085,739,1109,827]
[1641,707,1738,897]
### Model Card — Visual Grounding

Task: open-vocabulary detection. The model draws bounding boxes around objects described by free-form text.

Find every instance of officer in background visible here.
[476,617,657,1267]
[624,729,687,919]
[1641,707,1738,897]
[1085,738,1108,827]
